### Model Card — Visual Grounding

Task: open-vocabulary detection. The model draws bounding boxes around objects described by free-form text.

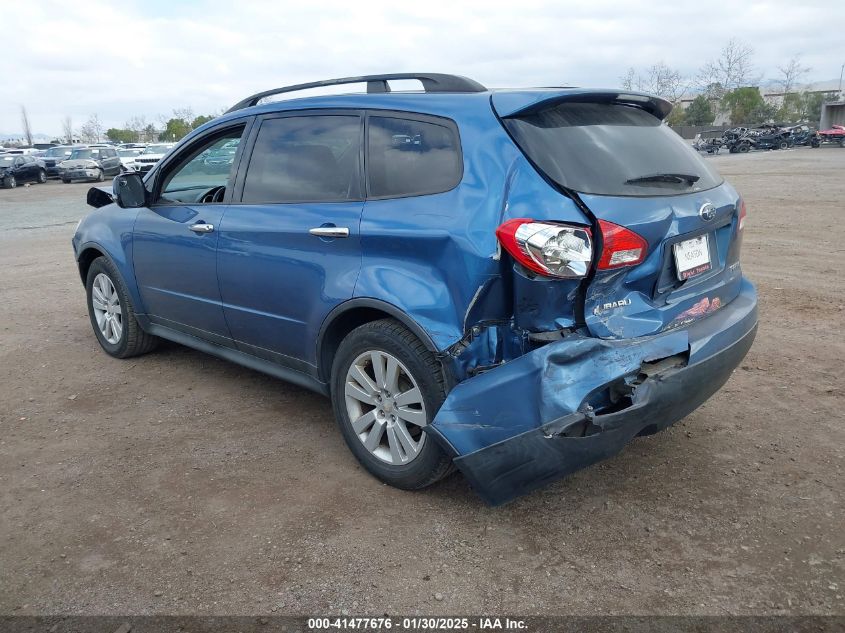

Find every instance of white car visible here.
[117,148,142,171]
[134,143,176,172]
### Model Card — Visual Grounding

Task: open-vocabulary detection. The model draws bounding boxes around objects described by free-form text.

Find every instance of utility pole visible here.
[839,63,844,97]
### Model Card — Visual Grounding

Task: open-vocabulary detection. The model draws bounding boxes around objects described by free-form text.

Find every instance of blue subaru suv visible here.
[73,73,757,505]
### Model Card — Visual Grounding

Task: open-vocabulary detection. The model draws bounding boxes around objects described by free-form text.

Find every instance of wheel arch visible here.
[77,245,108,285]
[316,298,440,384]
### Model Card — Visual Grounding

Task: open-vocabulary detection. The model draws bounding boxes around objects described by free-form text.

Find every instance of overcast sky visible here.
[4,0,844,137]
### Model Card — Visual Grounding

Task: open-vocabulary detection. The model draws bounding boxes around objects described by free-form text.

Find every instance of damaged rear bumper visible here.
[427,278,758,505]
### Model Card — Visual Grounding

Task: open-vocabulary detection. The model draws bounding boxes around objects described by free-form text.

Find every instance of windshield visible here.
[70,149,100,159]
[119,149,141,157]
[143,145,172,154]
[504,102,723,197]
[46,147,72,157]
[0,156,14,167]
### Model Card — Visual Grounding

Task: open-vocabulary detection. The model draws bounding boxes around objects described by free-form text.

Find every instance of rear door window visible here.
[241,115,362,204]
[504,102,723,197]
[367,115,462,198]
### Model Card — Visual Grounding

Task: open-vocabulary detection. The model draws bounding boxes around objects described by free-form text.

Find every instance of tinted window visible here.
[70,149,100,159]
[242,116,361,204]
[504,102,723,197]
[143,144,173,154]
[367,116,461,198]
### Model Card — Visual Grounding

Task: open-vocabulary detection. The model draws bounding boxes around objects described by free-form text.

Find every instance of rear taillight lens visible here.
[738,199,747,231]
[496,218,592,278]
[596,219,648,270]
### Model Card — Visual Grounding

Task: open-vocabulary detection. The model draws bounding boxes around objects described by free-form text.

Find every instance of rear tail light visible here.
[738,199,747,231]
[496,219,592,278]
[596,219,648,270]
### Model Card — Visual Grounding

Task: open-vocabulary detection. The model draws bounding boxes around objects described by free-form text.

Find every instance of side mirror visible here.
[87,187,114,209]
[113,172,148,208]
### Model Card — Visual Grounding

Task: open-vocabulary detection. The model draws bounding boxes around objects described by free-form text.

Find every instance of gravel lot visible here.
[0,149,843,616]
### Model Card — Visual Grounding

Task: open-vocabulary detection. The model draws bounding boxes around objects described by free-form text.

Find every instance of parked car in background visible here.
[817,124,845,147]
[41,145,76,178]
[1,154,47,188]
[692,130,726,154]
[753,127,792,150]
[0,147,39,156]
[134,143,176,172]
[117,148,142,171]
[201,138,240,172]
[74,73,758,504]
[58,147,122,183]
[785,125,820,147]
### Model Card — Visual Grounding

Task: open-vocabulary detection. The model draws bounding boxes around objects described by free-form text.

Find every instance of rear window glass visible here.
[367,116,461,198]
[504,102,723,197]
[242,115,361,204]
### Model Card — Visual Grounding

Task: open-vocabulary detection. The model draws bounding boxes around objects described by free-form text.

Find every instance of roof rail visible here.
[225,73,487,113]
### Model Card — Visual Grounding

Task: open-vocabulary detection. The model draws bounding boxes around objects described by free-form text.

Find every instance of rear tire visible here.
[86,257,158,359]
[778,141,788,150]
[37,170,47,183]
[62,178,71,184]
[95,169,105,182]
[738,143,750,153]
[331,319,453,491]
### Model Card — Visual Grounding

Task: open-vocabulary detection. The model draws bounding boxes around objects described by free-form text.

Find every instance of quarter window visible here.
[241,115,361,204]
[367,115,461,198]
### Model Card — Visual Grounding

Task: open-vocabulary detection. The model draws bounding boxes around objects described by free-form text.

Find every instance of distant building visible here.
[676,79,844,126]
[820,100,845,129]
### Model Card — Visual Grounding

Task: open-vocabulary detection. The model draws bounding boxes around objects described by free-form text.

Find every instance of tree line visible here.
[49,108,221,145]
[620,39,835,126]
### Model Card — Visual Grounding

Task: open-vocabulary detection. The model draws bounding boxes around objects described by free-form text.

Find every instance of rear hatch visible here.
[494,91,746,339]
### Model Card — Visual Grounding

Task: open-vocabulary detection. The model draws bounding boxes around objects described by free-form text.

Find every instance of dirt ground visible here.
[0,149,843,616]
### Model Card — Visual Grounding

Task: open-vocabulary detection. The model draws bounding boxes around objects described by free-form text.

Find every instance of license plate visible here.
[673,234,711,280]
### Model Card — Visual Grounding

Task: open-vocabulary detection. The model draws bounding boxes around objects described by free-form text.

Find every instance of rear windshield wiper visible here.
[625,173,701,186]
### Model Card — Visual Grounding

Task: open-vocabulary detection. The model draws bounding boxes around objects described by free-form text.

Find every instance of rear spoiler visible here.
[491,89,673,121]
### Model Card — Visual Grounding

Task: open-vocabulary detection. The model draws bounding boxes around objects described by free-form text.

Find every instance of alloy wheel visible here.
[91,273,123,344]
[344,350,428,465]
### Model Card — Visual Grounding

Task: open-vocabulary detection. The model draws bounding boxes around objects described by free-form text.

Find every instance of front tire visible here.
[95,169,105,182]
[331,319,453,490]
[86,257,158,359]
[3,175,16,188]
[37,169,47,183]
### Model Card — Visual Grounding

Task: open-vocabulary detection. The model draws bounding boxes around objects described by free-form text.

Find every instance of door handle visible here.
[309,227,349,238]
[189,223,215,233]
